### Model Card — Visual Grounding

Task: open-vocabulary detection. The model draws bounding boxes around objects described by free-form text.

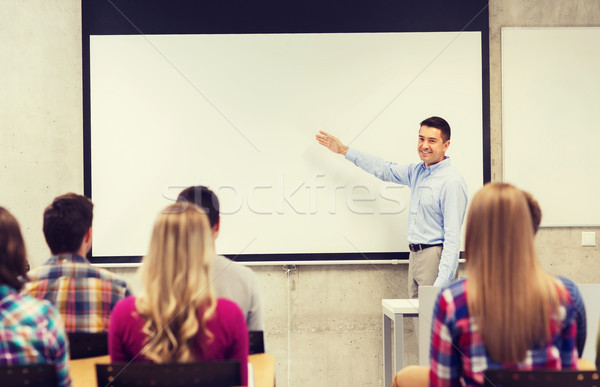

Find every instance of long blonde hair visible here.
[136,202,216,363]
[465,183,565,363]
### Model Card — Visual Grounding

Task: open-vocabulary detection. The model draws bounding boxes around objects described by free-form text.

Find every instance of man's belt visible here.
[408,243,443,252]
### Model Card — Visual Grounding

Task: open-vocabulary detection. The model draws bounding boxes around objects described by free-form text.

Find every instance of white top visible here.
[382,299,419,317]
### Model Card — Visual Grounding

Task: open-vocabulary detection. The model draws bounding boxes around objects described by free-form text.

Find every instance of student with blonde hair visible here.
[393,183,582,387]
[108,203,248,385]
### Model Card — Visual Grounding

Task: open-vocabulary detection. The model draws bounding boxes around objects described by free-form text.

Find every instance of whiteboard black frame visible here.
[82,0,491,264]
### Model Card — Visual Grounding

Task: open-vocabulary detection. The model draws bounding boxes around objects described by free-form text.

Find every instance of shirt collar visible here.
[419,156,451,173]
[47,253,91,265]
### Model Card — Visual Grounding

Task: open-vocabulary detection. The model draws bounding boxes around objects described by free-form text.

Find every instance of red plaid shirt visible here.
[429,278,579,387]
[22,254,131,333]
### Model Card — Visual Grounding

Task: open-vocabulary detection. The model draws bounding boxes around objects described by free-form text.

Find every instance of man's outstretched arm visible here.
[316,130,409,185]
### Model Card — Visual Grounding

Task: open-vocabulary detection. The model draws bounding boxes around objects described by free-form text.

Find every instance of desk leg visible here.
[383,314,392,387]
[394,314,404,374]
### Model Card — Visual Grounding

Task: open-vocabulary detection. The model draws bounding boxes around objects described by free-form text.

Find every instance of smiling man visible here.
[316,116,468,298]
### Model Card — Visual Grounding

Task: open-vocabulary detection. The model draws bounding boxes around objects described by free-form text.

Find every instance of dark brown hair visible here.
[43,193,93,255]
[420,116,451,142]
[177,186,220,228]
[0,207,29,290]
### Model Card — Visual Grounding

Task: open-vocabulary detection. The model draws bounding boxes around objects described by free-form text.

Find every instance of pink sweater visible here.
[108,296,248,385]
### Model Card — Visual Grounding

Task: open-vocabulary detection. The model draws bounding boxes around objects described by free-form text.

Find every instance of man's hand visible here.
[315,131,349,155]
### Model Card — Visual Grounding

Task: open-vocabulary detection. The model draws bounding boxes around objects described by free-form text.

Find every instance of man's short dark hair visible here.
[177,186,220,228]
[43,193,93,255]
[0,207,28,291]
[420,116,451,143]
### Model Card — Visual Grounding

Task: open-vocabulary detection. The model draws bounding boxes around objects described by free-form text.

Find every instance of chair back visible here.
[68,331,109,359]
[249,331,265,354]
[484,369,600,387]
[96,360,242,387]
[0,364,57,387]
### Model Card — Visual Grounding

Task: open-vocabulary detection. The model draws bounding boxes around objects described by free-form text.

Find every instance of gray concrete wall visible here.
[0,1,83,264]
[1,1,599,386]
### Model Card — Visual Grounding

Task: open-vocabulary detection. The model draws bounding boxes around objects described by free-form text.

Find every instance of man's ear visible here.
[443,140,450,152]
[212,217,220,239]
[80,226,93,255]
[84,227,92,243]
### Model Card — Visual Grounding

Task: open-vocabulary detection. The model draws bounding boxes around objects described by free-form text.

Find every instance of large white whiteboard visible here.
[90,32,484,258]
[502,27,600,226]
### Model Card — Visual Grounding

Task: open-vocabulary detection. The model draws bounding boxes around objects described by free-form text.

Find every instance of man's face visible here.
[417,125,449,167]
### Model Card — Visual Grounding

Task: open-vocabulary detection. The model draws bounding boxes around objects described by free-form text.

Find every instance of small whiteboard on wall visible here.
[502,27,600,227]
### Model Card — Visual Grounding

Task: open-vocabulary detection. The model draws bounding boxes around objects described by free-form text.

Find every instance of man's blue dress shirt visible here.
[346,148,468,286]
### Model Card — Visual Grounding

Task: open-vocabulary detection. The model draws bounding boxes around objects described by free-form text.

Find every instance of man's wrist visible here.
[341,145,349,155]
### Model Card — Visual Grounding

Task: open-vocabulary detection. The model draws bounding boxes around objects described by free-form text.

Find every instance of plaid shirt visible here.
[22,254,131,333]
[0,285,71,387]
[560,276,587,356]
[429,277,579,387]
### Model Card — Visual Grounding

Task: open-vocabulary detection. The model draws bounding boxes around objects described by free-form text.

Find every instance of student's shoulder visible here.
[555,275,582,301]
[556,275,576,288]
[431,280,470,324]
[25,259,58,279]
[213,256,255,278]
[111,296,138,315]
[85,265,130,287]
[216,297,243,311]
[438,279,468,307]
[215,298,245,320]
[2,291,60,325]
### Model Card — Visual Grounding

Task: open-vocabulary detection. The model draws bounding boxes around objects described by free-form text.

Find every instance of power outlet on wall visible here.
[581,232,596,247]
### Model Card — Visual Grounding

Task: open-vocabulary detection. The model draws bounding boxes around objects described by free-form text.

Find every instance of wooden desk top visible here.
[70,353,275,387]
[250,353,275,387]
[70,354,109,387]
